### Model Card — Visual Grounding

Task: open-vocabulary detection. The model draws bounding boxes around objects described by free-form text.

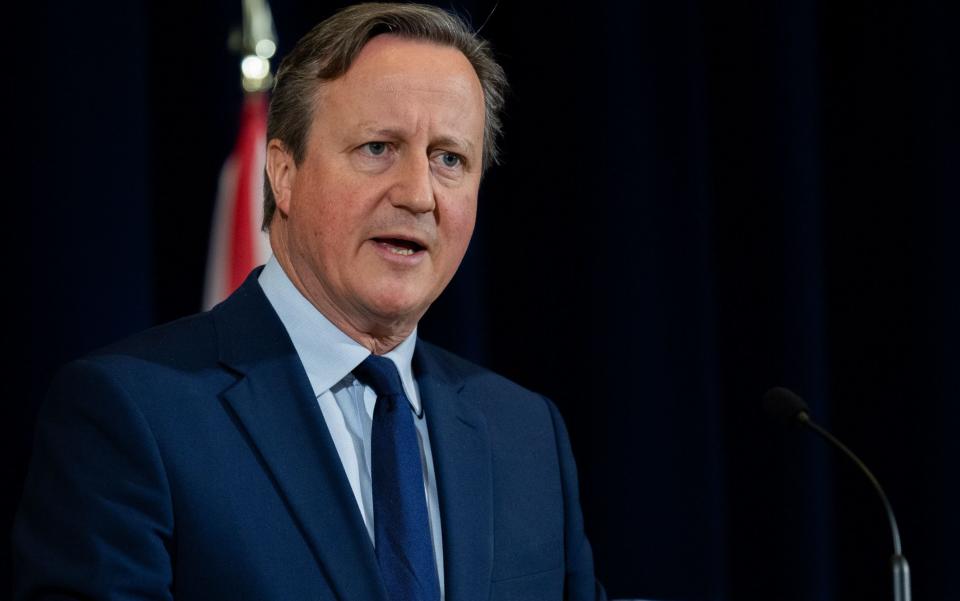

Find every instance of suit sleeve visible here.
[13,359,175,601]
[543,397,607,601]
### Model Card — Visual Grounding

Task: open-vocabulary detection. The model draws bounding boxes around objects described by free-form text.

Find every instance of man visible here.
[14,4,604,600]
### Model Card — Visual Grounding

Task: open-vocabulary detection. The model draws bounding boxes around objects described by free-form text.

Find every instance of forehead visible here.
[343,34,479,88]
[311,35,485,141]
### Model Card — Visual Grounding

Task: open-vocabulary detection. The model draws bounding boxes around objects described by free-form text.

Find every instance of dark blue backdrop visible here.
[18,1,960,600]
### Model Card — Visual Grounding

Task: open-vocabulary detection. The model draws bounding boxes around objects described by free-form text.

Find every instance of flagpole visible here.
[238,0,277,93]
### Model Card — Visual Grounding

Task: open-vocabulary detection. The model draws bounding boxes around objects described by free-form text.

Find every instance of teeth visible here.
[388,246,415,256]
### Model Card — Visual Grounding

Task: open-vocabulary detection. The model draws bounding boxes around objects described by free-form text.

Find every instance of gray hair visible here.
[263,2,508,230]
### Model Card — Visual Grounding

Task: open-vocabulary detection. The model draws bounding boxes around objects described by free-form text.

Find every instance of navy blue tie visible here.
[353,355,440,601]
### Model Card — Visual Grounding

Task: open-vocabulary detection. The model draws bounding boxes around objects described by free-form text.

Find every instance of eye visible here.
[362,142,388,156]
[439,152,462,168]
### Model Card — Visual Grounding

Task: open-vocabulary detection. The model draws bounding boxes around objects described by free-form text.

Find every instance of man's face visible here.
[269,35,485,339]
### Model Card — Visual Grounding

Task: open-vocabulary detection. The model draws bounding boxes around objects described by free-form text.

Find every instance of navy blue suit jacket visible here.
[14,271,603,601]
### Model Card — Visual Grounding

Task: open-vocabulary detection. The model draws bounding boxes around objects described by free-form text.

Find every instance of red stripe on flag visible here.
[203,92,269,309]
[228,93,267,293]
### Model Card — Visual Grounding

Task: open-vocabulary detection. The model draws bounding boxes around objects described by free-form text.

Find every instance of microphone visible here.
[763,387,911,601]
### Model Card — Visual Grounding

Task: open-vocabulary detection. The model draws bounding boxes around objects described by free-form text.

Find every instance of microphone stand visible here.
[797,412,912,601]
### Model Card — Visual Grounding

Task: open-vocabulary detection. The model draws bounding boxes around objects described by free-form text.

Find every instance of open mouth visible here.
[373,237,425,256]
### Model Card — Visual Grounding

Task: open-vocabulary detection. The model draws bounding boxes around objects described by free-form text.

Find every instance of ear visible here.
[265,139,296,217]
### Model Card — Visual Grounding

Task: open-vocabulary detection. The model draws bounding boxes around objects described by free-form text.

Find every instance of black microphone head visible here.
[763,387,810,425]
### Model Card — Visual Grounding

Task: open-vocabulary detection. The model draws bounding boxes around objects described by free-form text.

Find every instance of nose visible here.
[388,153,436,214]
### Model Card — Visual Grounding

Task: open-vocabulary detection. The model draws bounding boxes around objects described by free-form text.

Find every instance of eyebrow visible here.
[359,126,476,155]
[433,135,476,155]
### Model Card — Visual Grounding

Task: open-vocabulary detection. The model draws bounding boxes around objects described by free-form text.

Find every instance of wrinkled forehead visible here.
[323,35,481,101]
[309,35,485,140]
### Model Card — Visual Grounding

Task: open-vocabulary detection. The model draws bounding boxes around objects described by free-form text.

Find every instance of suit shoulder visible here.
[418,340,536,391]
[86,310,218,371]
[416,340,553,415]
[45,309,234,425]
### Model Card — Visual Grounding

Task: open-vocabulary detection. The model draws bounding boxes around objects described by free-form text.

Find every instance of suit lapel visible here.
[415,345,494,601]
[214,273,387,601]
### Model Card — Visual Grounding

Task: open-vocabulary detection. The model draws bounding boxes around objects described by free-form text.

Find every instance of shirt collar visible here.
[257,256,421,412]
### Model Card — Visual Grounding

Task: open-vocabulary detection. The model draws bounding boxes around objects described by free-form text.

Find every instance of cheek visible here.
[292,182,360,243]
[441,194,478,251]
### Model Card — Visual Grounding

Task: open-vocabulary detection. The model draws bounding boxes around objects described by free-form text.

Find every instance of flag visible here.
[203,92,271,309]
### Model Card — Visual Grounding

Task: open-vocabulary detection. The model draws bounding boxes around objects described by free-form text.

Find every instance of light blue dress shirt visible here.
[258,256,445,597]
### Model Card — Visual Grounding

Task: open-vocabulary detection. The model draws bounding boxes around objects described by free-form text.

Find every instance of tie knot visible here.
[353,354,405,399]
